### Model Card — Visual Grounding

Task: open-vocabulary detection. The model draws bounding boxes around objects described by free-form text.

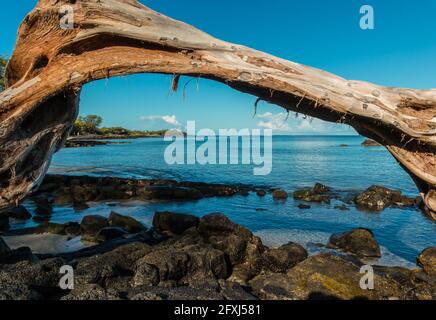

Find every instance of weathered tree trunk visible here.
[0,0,435,219]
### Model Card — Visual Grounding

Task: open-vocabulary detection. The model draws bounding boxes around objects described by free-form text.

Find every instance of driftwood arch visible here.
[0,0,435,220]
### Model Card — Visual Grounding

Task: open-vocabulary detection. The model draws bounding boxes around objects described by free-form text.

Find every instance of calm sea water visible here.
[13,136,435,266]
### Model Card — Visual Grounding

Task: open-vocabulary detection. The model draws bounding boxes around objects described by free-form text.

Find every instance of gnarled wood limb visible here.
[0,0,435,220]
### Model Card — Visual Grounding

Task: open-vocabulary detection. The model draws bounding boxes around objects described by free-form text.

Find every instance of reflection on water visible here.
[10,136,434,266]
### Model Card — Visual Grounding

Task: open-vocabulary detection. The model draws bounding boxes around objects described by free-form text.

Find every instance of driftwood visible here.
[0,0,435,220]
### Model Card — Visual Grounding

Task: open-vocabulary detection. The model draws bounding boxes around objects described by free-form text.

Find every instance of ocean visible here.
[11,135,435,266]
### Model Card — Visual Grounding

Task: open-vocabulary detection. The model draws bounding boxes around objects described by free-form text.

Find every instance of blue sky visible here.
[1,0,435,134]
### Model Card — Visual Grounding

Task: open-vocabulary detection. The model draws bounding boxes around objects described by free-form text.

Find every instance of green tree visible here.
[71,115,103,135]
[0,56,8,92]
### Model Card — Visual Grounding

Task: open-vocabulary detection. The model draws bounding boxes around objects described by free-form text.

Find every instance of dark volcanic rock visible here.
[152,212,199,235]
[35,222,81,236]
[0,237,11,256]
[354,185,416,211]
[272,189,288,200]
[256,190,266,197]
[417,247,436,276]
[33,198,53,216]
[4,206,32,220]
[260,242,308,273]
[0,212,9,231]
[198,213,264,266]
[0,247,37,265]
[293,183,331,204]
[96,227,128,243]
[108,212,145,233]
[80,215,109,241]
[250,253,422,300]
[34,175,255,206]
[328,228,381,258]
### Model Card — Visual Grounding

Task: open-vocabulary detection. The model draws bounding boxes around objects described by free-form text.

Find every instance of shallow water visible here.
[10,136,435,266]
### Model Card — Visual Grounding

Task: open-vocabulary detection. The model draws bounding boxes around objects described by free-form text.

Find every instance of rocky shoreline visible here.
[0,175,434,300]
[0,211,434,300]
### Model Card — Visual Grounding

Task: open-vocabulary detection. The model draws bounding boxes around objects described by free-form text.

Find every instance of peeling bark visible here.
[0,0,435,220]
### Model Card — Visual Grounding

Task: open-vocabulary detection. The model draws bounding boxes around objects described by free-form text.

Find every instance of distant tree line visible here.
[71,115,166,137]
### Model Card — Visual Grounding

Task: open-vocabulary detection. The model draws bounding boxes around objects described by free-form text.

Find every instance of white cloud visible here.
[140,115,180,128]
[256,112,355,135]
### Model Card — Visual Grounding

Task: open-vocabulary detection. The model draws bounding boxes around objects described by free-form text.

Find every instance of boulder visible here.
[293,183,331,204]
[95,227,128,242]
[80,215,109,240]
[74,242,152,286]
[261,242,308,273]
[417,247,436,276]
[108,212,145,233]
[0,212,9,231]
[328,228,381,258]
[272,189,288,200]
[139,244,228,283]
[152,212,199,235]
[250,253,417,300]
[5,206,32,220]
[354,185,416,211]
[198,213,264,266]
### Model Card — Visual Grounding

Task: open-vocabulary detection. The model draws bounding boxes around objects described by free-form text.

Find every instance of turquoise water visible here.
[14,136,435,265]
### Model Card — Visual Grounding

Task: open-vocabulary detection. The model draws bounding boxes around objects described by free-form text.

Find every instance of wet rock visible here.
[354,185,416,211]
[80,215,109,241]
[108,212,145,233]
[4,206,32,220]
[293,183,331,204]
[328,228,381,258]
[152,212,199,235]
[417,247,436,276]
[256,190,266,197]
[0,212,9,231]
[96,227,128,243]
[272,189,288,200]
[260,242,308,273]
[298,204,311,209]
